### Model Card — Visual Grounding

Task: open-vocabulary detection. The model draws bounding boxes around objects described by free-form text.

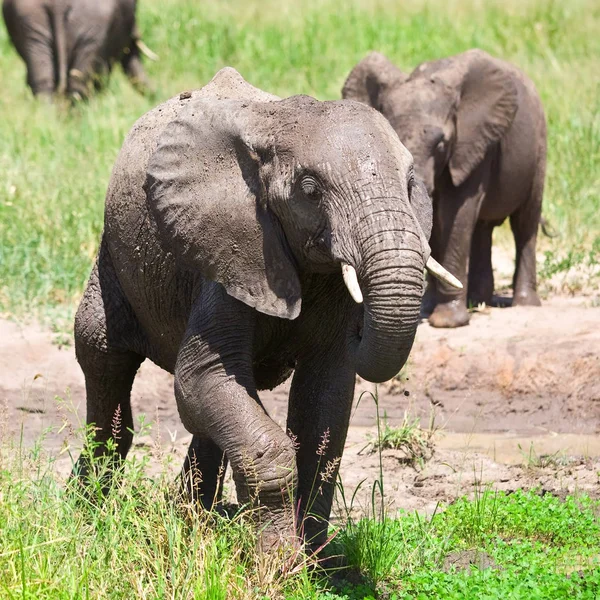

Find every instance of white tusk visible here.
[136,39,159,62]
[342,263,363,303]
[426,257,463,289]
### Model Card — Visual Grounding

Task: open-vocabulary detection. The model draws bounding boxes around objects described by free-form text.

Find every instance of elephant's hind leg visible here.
[4,5,56,96]
[73,247,144,486]
[510,209,542,306]
[510,157,544,307]
[74,337,142,477]
[468,220,495,306]
[181,435,228,509]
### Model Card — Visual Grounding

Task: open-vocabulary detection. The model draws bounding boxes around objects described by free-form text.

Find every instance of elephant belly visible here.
[253,359,294,391]
[252,316,297,390]
[479,115,540,222]
[479,159,536,222]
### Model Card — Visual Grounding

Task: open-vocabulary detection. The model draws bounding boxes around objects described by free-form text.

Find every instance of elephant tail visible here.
[540,216,559,239]
[50,1,68,95]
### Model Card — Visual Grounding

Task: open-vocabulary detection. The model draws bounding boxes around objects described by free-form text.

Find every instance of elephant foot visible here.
[420,290,437,318]
[257,515,302,558]
[512,289,541,306]
[467,283,493,308]
[421,275,439,318]
[428,300,470,328]
[467,293,493,308]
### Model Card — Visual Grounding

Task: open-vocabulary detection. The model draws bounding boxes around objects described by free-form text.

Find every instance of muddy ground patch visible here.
[1,293,599,514]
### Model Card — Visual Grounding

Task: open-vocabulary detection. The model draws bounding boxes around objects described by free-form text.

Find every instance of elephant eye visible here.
[300,175,321,199]
[407,168,415,196]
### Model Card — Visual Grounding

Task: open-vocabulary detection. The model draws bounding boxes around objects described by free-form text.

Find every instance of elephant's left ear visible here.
[449,50,518,188]
[145,98,302,320]
[342,52,408,109]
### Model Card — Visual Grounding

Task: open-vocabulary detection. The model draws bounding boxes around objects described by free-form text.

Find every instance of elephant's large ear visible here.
[145,99,302,320]
[342,52,407,109]
[449,50,518,187]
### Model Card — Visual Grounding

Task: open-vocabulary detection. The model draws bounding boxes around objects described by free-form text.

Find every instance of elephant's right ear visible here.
[145,99,302,320]
[342,52,408,109]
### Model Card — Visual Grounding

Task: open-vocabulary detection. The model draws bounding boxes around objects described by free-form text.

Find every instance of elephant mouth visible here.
[355,308,364,341]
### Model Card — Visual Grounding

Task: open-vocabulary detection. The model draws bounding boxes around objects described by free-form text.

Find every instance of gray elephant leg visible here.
[429,166,490,328]
[174,291,297,549]
[121,51,151,95]
[428,198,480,328]
[181,434,227,509]
[67,45,106,99]
[509,152,544,307]
[74,344,142,477]
[467,220,495,306]
[23,42,55,96]
[287,352,355,552]
[2,2,53,96]
[510,205,541,306]
[73,242,144,483]
[14,32,55,96]
[73,321,143,482]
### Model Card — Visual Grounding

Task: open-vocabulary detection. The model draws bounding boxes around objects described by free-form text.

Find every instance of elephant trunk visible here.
[351,207,426,383]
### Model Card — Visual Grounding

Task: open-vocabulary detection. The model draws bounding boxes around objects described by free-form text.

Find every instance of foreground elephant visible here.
[3,0,151,98]
[74,67,458,550]
[343,49,547,327]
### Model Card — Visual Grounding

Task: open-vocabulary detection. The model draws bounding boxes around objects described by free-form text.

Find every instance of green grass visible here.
[361,411,437,468]
[1,421,599,599]
[0,0,599,318]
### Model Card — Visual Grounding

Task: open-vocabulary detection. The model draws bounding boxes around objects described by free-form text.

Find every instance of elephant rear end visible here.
[66,0,147,98]
[3,0,149,98]
[3,0,65,95]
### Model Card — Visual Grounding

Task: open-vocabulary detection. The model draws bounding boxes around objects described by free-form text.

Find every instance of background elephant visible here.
[2,0,151,98]
[343,49,547,327]
[73,67,458,551]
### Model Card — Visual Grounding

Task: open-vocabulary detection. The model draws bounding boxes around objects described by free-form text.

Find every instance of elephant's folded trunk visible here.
[351,213,425,383]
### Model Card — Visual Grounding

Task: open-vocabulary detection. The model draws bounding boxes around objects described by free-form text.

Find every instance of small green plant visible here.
[518,442,571,471]
[361,410,438,468]
[444,476,501,547]
[333,387,403,590]
[538,239,600,293]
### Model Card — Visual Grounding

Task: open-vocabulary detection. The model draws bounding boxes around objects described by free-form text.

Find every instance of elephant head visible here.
[145,86,458,382]
[343,49,519,194]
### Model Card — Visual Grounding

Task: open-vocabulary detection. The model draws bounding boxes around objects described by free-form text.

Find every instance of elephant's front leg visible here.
[429,174,487,328]
[287,350,355,552]
[175,294,297,550]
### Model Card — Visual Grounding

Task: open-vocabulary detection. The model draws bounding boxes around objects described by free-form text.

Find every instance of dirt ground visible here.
[1,253,599,514]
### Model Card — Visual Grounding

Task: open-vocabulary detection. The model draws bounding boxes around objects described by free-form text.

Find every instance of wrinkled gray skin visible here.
[3,0,150,99]
[74,68,432,551]
[343,49,546,327]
